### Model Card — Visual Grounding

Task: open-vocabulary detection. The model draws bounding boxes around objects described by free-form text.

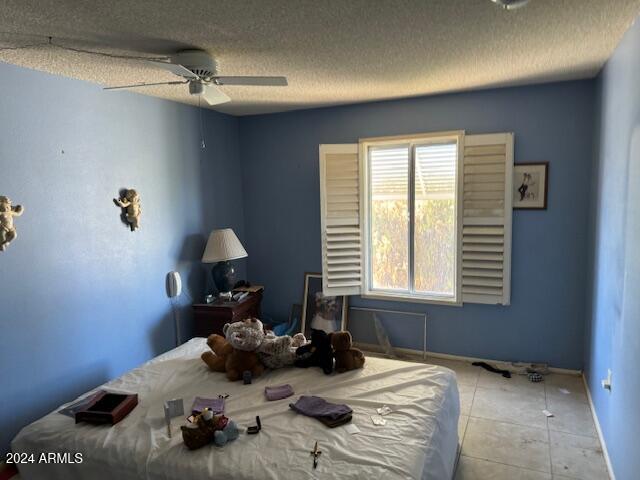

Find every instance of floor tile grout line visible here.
[473,385,547,398]
[547,428,601,440]
[454,413,469,477]
[459,453,552,475]
[463,381,476,443]
[545,375,554,477]
[458,377,476,444]
[455,374,476,458]
[455,376,476,478]
[467,413,549,432]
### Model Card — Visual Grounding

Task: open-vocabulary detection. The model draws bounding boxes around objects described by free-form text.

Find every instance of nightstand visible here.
[192,290,263,338]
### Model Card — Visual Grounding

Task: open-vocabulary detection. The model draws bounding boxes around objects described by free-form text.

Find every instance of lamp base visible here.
[212,260,236,295]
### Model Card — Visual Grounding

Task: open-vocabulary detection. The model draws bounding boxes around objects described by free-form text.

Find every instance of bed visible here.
[12,337,460,480]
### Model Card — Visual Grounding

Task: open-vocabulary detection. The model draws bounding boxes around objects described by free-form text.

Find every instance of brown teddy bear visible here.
[224,346,264,382]
[330,331,365,373]
[201,319,266,382]
[201,334,232,373]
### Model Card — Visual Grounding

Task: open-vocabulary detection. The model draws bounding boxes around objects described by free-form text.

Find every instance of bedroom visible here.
[0,0,639,479]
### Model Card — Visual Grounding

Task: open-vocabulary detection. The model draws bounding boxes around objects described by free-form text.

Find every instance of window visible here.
[319,131,513,306]
[365,134,462,303]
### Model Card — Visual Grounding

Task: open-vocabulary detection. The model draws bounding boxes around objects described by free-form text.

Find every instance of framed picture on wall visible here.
[300,272,347,338]
[513,162,549,209]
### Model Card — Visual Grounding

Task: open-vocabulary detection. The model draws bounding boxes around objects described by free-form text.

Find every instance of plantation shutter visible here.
[319,144,363,296]
[461,133,513,305]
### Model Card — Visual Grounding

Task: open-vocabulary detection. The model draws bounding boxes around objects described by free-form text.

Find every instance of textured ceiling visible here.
[1,0,639,116]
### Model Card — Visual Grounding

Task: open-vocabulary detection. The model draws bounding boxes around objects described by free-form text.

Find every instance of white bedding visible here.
[12,338,460,480]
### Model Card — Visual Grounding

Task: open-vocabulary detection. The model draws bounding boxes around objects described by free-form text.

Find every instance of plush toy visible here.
[222,318,266,381]
[295,329,334,375]
[201,334,232,372]
[181,409,239,450]
[330,331,365,373]
[224,317,266,351]
[258,332,307,369]
[213,421,240,446]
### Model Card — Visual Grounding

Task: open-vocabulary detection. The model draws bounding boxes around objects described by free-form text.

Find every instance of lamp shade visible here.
[201,228,248,263]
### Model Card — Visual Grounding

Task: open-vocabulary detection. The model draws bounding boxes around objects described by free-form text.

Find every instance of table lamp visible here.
[202,228,248,296]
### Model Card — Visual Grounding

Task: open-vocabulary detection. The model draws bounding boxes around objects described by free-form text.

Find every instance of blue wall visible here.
[239,80,595,370]
[0,62,244,455]
[585,17,640,480]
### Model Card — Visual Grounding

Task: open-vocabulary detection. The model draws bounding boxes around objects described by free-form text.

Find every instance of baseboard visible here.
[582,374,615,480]
[355,342,582,375]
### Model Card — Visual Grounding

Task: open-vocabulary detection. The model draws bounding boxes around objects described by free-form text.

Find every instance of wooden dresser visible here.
[192,291,263,338]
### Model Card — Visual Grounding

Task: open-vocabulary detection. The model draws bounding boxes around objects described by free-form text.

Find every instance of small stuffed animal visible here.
[201,334,233,372]
[258,332,307,369]
[0,196,24,251]
[223,317,265,351]
[295,329,334,375]
[330,331,365,373]
[222,318,266,381]
[181,409,238,450]
[113,189,141,231]
[213,421,239,446]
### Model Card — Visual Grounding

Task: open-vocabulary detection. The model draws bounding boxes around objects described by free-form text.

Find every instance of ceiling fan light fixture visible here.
[491,0,530,10]
[189,80,204,95]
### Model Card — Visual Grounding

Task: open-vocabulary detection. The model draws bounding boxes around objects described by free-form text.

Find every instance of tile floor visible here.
[425,356,610,480]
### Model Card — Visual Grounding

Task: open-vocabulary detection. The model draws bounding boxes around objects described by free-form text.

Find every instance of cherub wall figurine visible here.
[113,189,141,231]
[0,196,24,251]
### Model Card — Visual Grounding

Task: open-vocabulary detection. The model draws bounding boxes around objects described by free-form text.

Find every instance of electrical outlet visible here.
[601,369,612,392]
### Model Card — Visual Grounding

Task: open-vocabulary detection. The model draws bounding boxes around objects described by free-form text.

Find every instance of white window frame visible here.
[360,131,465,306]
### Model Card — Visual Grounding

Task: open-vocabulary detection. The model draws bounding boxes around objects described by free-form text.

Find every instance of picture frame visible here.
[513,162,549,210]
[288,303,303,334]
[300,272,347,338]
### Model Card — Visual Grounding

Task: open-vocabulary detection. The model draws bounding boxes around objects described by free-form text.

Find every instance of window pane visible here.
[414,142,457,296]
[370,146,409,291]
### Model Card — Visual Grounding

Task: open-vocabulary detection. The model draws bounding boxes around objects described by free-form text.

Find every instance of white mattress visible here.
[12,338,460,480]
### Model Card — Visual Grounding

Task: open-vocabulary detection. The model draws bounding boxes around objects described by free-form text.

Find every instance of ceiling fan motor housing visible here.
[171,49,217,79]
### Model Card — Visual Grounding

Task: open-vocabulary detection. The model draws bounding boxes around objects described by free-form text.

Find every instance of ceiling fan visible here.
[103,49,287,106]
[490,0,530,10]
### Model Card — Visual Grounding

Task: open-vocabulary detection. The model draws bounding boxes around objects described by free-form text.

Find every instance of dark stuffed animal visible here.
[295,329,334,374]
[330,331,365,373]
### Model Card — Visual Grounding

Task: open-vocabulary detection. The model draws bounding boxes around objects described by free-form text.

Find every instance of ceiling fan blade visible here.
[147,60,200,80]
[103,80,187,91]
[213,76,288,86]
[200,83,231,106]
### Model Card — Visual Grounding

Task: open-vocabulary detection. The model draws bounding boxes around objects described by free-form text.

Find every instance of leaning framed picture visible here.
[300,272,347,338]
[513,162,548,209]
[288,303,303,334]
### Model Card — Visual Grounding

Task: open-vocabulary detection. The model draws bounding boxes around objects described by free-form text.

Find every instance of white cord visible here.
[198,96,206,149]
[170,298,181,347]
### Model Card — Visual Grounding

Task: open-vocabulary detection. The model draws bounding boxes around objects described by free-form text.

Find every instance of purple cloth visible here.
[265,384,294,401]
[289,395,352,420]
[191,396,225,414]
